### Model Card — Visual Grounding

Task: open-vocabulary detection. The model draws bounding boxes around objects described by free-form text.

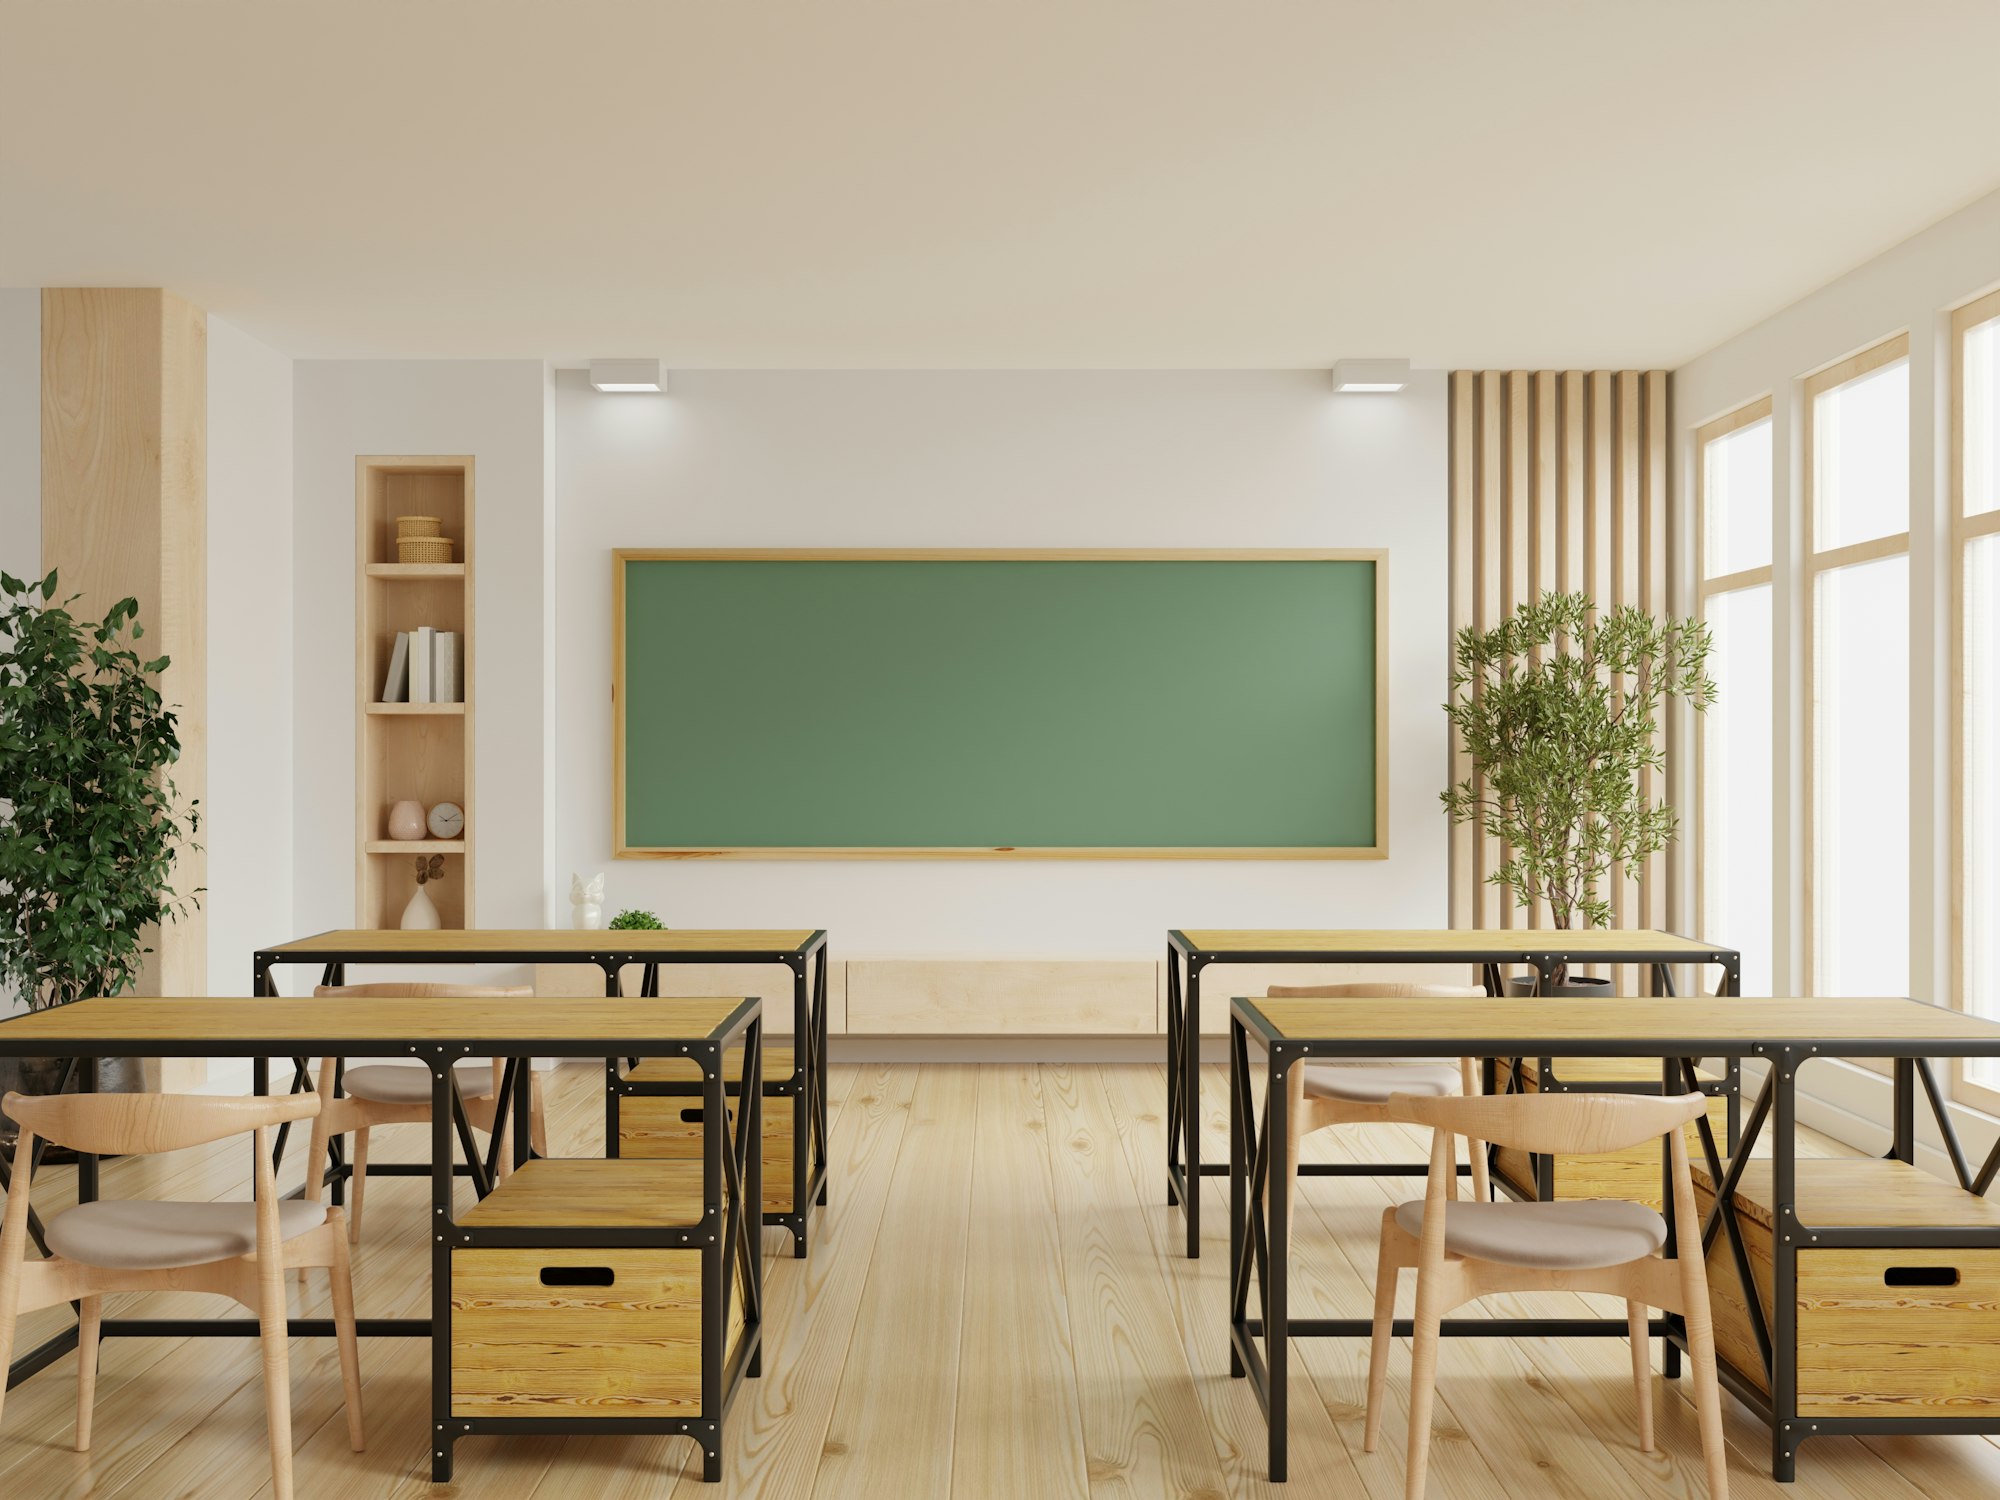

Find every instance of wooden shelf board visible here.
[364,839,466,855]
[366,562,466,579]
[366,701,466,715]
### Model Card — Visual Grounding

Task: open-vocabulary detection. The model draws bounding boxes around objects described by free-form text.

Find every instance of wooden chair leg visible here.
[491,1060,514,1182]
[0,1126,36,1433]
[303,1061,334,1286]
[74,1294,101,1451]
[1626,1299,1654,1452]
[1403,1261,1444,1500]
[529,1068,548,1157]
[1284,1060,1305,1250]
[253,1127,297,1500]
[1456,1058,1489,1201]
[1403,1129,1454,1500]
[348,1127,370,1245]
[327,1216,366,1452]
[1670,1135,1729,1500]
[1364,1208,1401,1453]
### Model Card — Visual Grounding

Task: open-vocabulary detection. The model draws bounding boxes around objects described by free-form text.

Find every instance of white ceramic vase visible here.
[401,882,442,930]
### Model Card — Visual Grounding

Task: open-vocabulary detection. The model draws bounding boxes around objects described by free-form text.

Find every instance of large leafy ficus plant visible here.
[0,570,200,1011]
[1441,591,1713,938]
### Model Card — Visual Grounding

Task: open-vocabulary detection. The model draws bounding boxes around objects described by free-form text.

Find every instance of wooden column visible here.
[1447,369,1674,970]
[41,290,207,1073]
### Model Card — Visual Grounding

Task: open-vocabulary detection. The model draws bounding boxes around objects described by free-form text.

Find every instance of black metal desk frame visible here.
[1166,930,1743,1258]
[253,929,831,1255]
[1226,996,2000,1484]
[0,999,765,1484]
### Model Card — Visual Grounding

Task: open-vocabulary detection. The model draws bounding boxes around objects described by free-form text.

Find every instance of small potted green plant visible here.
[0,571,201,1141]
[608,908,664,931]
[1441,591,1712,992]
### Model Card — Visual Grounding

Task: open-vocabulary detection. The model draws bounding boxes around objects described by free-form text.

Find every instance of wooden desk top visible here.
[1174,928,1731,959]
[0,996,759,1055]
[1235,995,2000,1056]
[260,928,822,957]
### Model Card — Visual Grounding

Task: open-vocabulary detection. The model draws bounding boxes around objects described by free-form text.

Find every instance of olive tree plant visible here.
[0,570,200,1013]
[1441,591,1713,946]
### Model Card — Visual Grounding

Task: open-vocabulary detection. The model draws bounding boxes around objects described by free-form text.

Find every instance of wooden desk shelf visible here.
[1695,1157,2000,1419]
[451,1160,747,1423]
[619,1048,797,1216]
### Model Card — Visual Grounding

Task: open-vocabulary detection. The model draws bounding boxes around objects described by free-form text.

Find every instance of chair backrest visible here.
[314,982,534,999]
[1385,1089,1706,1157]
[2,1090,320,1157]
[1266,982,1484,1000]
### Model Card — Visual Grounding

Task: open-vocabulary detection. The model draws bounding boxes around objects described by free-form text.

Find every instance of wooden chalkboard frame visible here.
[612,548,1389,860]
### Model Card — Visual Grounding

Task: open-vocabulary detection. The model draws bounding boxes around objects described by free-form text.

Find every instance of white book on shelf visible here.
[380,631,409,703]
[434,631,459,704]
[410,626,435,703]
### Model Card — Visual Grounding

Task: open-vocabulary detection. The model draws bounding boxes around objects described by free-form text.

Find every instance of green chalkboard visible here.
[614,551,1384,857]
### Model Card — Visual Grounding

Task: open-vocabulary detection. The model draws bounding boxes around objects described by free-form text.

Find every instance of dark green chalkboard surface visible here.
[614,551,1385,857]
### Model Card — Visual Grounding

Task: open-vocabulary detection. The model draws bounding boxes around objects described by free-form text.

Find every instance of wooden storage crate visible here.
[450,1160,745,1419]
[619,1045,795,1214]
[1492,1057,1731,1209]
[1694,1157,2000,1418]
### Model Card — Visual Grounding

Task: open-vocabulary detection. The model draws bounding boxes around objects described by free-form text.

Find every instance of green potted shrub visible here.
[1441,590,1713,993]
[0,571,201,1141]
[608,908,664,931]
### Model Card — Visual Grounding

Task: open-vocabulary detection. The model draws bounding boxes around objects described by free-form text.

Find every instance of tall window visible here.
[1956,289,2000,1094]
[1806,335,1910,998]
[1697,398,1774,995]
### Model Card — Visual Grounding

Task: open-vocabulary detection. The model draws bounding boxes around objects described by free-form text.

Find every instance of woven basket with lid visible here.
[396,535,453,564]
[395,514,443,539]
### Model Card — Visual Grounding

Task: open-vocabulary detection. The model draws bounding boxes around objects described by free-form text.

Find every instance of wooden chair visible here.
[0,1090,364,1500]
[305,983,544,1245]
[1364,1089,1728,1500]
[1268,982,1490,1235]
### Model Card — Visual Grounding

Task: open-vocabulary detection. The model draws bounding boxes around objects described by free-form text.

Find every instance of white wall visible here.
[1671,183,2000,1160]
[0,290,37,582]
[290,360,550,951]
[205,316,294,993]
[552,369,1452,955]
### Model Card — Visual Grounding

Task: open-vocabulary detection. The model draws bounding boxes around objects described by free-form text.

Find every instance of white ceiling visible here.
[3,1,1997,369]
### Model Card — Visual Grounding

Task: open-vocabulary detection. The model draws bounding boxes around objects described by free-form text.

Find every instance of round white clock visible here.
[426,801,465,840]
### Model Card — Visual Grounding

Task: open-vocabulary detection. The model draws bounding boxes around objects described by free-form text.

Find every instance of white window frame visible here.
[1801,332,1911,1000]
[1694,395,1774,993]
[1952,287,2000,1111]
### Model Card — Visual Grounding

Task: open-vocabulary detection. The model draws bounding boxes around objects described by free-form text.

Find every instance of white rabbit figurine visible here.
[569,871,606,930]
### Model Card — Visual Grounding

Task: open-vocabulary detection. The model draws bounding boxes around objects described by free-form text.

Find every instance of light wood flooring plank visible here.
[950,1066,1090,1499]
[1041,1063,1230,1500]
[1095,1063,1374,1500]
[809,1066,979,1500]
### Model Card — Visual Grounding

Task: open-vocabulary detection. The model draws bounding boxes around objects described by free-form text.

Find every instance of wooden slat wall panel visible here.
[1447,371,1675,988]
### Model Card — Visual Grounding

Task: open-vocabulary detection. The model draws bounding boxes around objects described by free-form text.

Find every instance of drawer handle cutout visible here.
[1883,1266,1959,1288]
[540,1266,615,1287]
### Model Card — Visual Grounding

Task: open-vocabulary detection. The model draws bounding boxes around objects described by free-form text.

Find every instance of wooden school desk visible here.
[254,927,831,1253]
[1227,992,2000,1482]
[0,993,764,1482]
[1166,928,1741,1257]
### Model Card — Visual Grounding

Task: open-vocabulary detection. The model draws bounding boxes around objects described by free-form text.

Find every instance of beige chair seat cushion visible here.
[342,1061,494,1106]
[1301,1061,1462,1104]
[1393,1197,1667,1270]
[46,1198,329,1270]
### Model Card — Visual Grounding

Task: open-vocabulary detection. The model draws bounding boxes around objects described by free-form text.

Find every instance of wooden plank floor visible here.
[5,1061,2000,1498]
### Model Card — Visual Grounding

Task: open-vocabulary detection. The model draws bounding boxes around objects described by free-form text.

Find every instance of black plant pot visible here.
[1505,974,1615,998]
[0,1054,145,1156]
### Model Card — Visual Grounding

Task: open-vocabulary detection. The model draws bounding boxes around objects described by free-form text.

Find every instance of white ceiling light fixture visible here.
[1331,358,1410,394]
[589,357,666,393]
